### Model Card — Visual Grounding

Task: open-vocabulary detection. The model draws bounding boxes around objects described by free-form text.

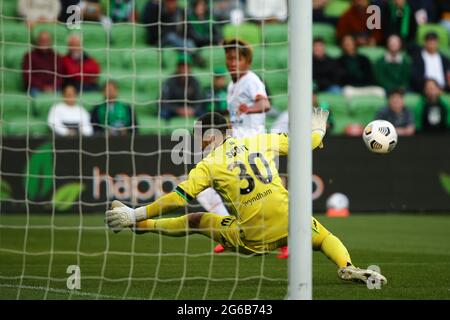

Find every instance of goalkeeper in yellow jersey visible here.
[105,110,387,285]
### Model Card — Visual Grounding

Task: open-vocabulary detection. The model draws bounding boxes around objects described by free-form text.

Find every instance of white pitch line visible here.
[0,283,143,300]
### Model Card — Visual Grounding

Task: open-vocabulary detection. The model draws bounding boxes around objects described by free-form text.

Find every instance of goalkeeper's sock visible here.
[311,217,353,268]
[320,234,353,268]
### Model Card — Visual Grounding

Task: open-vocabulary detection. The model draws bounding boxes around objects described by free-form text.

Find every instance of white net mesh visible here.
[0,0,289,299]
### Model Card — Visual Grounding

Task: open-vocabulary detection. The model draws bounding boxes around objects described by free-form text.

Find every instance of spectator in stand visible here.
[22,30,64,97]
[313,0,338,25]
[160,54,203,120]
[188,0,222,47]
[142,0,205,66]
[204,67,228,116]
[374,34,411,93]
[411,32,450,93]
[313,37,341,93]
[380,0,419,50]
[338,35,385,98]
[375,89,415,136]
[91,81,138,135]
[416,79,450,133]
[48,84,93,136]
[108,0,137,23]
[336,0,383,46]
[246,0,287,22]
[62,33,101,92]
[18,0,61,27]
[436,0,450,32]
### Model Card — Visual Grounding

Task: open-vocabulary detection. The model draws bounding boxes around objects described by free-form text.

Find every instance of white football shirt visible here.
[227,71,268,138]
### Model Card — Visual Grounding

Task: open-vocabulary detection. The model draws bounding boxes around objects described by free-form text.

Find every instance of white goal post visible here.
[287,0,313,300]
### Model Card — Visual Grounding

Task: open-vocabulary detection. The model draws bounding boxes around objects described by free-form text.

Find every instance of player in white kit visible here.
[196,39,271,253]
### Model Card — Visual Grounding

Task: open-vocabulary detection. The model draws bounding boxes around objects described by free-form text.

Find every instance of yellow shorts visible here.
[200,214,287,255]
[200,213,328,254]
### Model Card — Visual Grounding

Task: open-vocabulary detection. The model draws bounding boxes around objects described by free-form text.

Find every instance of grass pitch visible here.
[0,214,449,300]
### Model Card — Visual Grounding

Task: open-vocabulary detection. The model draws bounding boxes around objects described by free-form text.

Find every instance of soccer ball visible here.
[362,120,398,154]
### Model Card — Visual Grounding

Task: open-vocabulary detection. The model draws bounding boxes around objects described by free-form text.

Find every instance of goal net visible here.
[0,0,291,299]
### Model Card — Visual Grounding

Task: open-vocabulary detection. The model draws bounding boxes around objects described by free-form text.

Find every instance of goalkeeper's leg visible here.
[312,217,387,285]
[196,188,229,253]
[134,212,226,243]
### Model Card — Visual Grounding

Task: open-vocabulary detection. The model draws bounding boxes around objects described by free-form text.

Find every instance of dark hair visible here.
[62,83,77,93]
[313,37,325,44]
[223,38,253,64]
[424,78,441,89]
[194,112,229,138]
[388,88,405,97]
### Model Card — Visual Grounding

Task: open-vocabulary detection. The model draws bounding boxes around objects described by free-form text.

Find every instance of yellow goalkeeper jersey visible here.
[176,133,289,245]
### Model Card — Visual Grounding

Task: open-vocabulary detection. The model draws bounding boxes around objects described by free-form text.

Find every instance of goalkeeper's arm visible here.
[105,192,186,233]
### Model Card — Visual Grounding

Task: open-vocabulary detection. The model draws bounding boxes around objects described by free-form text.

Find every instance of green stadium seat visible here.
[2,116,49,137]
[404,93,422,110]
[110,24,147,48]
[317,93,348,115]
[223,23,262,45]
[262,23,287,44]
[136,73,164,97]
[162,48,180,71]
[358,47,386,64]
[264,43,288,70]
[88,48,125,71]
[331,113,356,135]
[0,21,30,44]
[1,70,23,92]
[417,24,449,49]
[349,95,387,125]
[76,23,108,49]
[326,45,342,58]
[313,23,336,45]
[261,70,287,95]
[78,92,104,111]
[324,0,351,17]
[3,44,31,69]
[32,94,60,119]
[123,48,162,72]
[442,47,450,59]
[137,114,170,135]
[168,117,196,132]
[1,1,18,18]
[271,94,288,112]
[200,46,226,70]
[0,94,33,120]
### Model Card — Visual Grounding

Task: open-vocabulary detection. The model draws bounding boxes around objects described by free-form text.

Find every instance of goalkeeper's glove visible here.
[105,200,147,233]
[311,107,329,149]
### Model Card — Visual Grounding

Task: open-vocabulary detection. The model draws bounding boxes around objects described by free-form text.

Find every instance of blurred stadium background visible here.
[0,0,449,300]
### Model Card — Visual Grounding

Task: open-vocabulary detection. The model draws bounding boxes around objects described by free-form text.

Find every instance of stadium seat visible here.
[88,48,125,71]
[0,1,17,18]
[404,93,422,111]
[324,0,351,17]
[313,23,336,45]
[1,70,23,93]
[32,94,60,119]
[349,95,387,125]
[4,44,31,69]
[442,47,450,59]
[261,70,287,96]
[264,43,288,70]
[77,92,104,111]
[200,46,226,70]
[168,117,196,132]
[162,48,180,71]
[358,47,386,64]
[110,24,147,48]
[136,73,164,97]
[317,93,348,115]
[417,24,449,49]
[223,23,262,45]
[326,45,342,58]
[122,48,162,72]
[2,116,49,137]
[262,23,287,44]
[271,94,288,112]
[137,114,170,135]
[1,21,29,44]
[76,23,108,49]
[0,94,33,120]
[330,113,357,135]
